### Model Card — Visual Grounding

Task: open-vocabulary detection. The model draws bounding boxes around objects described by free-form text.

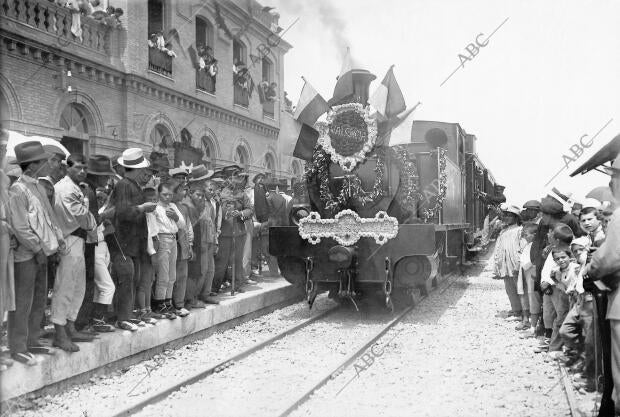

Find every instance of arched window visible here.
[291,159,303,178]
[233,39,246,66]
[150,123,172,150]
[201,135,216,169]
[196,17,214,49]
[59,103,92,155]
[60,103,89,134]
[147,0,164,37]
[0,92,9,125]
[264,153,276,176]
[234,145,249,169]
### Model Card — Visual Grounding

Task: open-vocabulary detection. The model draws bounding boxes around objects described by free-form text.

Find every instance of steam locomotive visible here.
[270,68,505,309]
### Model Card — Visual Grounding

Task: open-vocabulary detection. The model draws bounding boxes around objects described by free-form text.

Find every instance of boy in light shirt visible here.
[149,181,186,318]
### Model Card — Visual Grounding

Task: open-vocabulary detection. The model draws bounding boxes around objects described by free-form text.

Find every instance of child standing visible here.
[516,222,539,332]
[536,223,574,353]
[149,182,186,318]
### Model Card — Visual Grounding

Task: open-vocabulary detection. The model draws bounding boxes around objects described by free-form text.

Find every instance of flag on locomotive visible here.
[271,50,505,310]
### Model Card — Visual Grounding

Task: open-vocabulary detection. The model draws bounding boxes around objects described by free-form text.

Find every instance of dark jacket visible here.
[109,177,147,258]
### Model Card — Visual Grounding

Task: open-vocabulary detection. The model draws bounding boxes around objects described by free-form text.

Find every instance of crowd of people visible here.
[0,138,294,368]
[491,166,620,414]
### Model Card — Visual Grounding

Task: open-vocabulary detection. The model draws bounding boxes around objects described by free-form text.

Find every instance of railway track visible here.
[110,274,457,417]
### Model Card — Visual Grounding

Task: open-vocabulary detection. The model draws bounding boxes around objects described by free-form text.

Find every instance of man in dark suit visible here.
[108,149,156,331]
[260,181,290,277]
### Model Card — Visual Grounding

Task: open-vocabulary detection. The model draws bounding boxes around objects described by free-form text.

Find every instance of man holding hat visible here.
[7,142,65,364]
[109,148,157,331]
[583,154,620,414]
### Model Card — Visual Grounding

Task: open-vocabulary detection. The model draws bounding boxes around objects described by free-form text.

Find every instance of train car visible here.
[269,67,504,309]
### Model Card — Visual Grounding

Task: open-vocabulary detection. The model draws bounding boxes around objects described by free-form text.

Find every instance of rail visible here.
[110,305,339,417]
[0,0,111,55]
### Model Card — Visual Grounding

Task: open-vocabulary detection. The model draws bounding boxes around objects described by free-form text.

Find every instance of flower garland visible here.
[316,103,378,172]
[421,147,448,222]
[391,146,423,212]
[305,145,386,215]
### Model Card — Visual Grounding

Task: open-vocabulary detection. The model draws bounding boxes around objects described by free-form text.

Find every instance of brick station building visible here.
[0,0,305,180]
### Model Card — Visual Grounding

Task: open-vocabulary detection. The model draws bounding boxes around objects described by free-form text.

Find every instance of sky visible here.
[269,0,620,206]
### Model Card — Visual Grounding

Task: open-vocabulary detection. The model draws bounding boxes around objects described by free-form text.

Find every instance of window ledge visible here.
[233,104,250,112]
[196,89,216,98]
[147,70,174,82]
[263,114,275,121]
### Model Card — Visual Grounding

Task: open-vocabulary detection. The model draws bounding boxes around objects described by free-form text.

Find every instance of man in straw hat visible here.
[108,148,157,331]
[493,204,525,323]
[583,153,620,414]
[7,142,65,364]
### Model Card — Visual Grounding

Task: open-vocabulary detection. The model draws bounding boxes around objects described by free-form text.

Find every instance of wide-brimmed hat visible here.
[252,172,267,184]
[222,164,244,178]
[501,204,522,217]
[188,164,214,182]
[117,148,150,169]
[523,200,541,210]
[87,155,116,176]
[43,143,68,161]
[581,198,602,210]
[169,166,189,177]
[10,141,51,165]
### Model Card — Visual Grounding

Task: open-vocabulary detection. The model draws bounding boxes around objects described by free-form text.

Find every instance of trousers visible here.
[111,252,139,322]
[610,319,620,412]
[560,297,594,375]
[8,258,47,354]
[93,241,115,304]
[173,260,188,308]
[75,242,96,329]
[503,275,522,313]
[154,235,177,300]
[214,236,245,290]
[242,220,253,278]
[51,235,86,325]
[549,288,570,351]
[135,256,154,310]
[187,243,215,301]
[543,293,556,329]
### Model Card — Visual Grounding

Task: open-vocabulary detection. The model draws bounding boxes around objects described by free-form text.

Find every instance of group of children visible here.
[493,197,608,392]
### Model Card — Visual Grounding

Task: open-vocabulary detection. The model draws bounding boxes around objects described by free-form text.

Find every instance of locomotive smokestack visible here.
[351,69,376,106]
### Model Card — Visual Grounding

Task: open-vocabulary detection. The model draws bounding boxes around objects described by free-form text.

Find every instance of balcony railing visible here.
[233,84,249,107]
[148,47,172,77]
[0,0,110,55]
[262,100,274,118]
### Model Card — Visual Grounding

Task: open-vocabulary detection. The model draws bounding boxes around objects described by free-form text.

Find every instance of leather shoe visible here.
[202,297,220,304]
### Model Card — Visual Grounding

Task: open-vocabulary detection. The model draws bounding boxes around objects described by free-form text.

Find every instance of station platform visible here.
[0,277,302,402]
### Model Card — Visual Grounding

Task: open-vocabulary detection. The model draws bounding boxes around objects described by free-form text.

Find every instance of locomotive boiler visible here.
[270,67,503,309]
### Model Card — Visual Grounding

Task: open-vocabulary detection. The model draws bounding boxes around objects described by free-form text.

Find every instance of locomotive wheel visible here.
[391,287,417,308]
[276,256,306,286]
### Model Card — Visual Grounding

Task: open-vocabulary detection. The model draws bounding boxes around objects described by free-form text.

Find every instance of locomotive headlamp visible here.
[328,245,356,268]
[290,205,310,226]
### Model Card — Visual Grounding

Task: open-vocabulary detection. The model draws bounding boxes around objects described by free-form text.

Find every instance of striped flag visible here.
[369,66,406,120]
[279,112,320,161]
[293,77,330,126]
[328,47,354,106]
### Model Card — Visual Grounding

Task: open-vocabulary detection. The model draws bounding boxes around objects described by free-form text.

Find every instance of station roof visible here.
[570,133,620,177]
